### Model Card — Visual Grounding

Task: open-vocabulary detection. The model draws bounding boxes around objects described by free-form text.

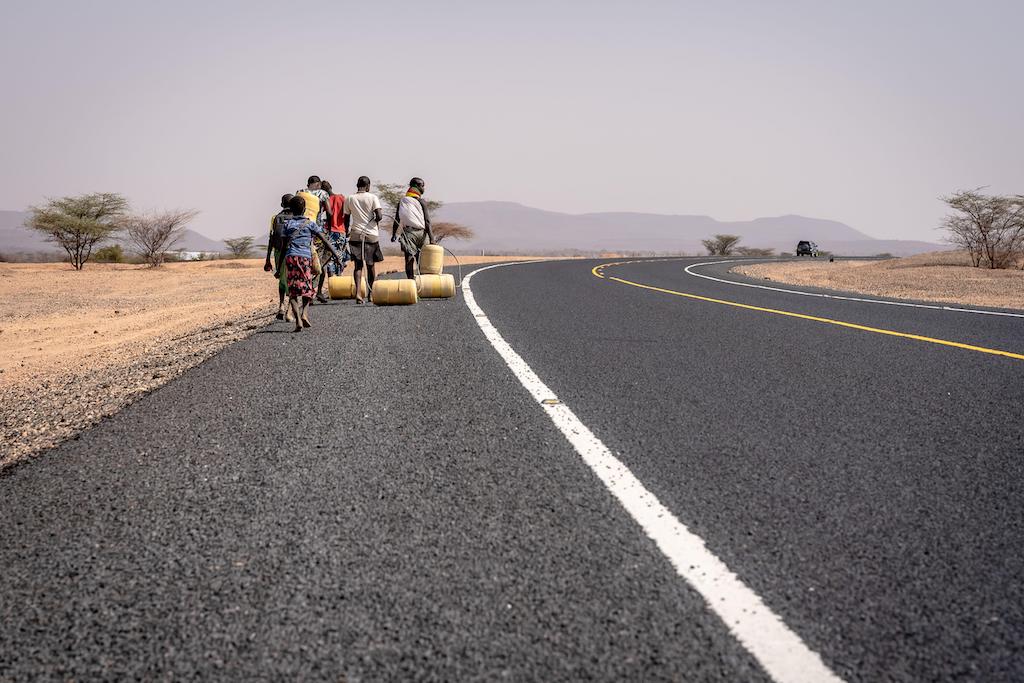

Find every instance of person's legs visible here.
[316,270,328,303]
[353,261,365,302]
[404,251,416,279]
[289,296,302,332]
[286,254,315,329]
[328,232,345,277]
[339,235,350,274]
[366,263,376,293]
[368,241,384,293]
[398,230,417,280]
[275,253,288,319]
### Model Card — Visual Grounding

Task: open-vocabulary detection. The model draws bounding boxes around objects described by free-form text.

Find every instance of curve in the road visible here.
[593,260,1024,362]
[468,257,1024,681]
[464,262,844,683]
[683,259,1024,319]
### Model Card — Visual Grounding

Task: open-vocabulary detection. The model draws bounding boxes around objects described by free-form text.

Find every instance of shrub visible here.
[94,245,125,263]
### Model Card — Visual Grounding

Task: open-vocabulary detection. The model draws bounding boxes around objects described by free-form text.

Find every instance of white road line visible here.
[463,262,844,683]
[685,260,1024,318]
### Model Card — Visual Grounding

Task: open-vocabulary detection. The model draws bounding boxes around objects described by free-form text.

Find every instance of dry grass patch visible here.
[733,251,1024,311]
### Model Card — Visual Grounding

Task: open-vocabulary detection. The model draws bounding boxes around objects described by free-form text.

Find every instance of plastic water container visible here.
[420,244,444,275]
[417,273,455,299]
[328,275,365,300]
[371,279,418,305]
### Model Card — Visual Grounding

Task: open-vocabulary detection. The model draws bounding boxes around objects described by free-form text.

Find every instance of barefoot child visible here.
[280,195,340,331]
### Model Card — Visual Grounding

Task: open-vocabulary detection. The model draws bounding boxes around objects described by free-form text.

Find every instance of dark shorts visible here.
[348,240,384,264]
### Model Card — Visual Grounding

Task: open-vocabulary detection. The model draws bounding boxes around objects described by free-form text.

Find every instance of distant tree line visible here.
[941,189,1024,269]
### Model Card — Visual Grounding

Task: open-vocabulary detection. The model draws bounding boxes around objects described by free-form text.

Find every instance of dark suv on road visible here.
[796,240,819,257]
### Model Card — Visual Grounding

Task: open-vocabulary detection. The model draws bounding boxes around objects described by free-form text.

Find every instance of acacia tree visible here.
[27,193,128,269]
[941,190,1024,269]
[124,209,198,267]
[701,234,742,256]
[224,236,256,258]
[431,222,475,243]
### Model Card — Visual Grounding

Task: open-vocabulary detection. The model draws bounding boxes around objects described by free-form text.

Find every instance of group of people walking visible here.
[265,175,434,331]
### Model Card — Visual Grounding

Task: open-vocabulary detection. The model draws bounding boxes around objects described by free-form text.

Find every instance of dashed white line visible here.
[463,262,844,683]
[685,260,1024,318]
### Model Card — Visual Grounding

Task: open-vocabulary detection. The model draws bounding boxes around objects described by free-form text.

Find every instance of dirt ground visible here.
[733,251,1024,311]
[0,254,537,470]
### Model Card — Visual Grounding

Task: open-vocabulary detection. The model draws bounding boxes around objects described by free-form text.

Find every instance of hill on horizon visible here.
[0,211,47,254]
[434,202,946,256]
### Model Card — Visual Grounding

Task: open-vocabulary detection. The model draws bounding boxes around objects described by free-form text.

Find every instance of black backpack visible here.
[271,210,292,252]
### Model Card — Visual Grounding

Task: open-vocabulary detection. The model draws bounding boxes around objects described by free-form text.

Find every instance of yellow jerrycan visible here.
[371,278,419,305]
[416,273,456,299]
[328,274,366,300]
[419,244,444,275]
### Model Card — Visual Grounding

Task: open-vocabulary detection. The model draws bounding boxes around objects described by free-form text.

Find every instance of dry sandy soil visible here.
[733,251,1024,311]
[0,254,535,470]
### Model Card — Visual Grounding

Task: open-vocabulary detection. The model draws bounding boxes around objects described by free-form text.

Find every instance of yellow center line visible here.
[593,261,1024,362]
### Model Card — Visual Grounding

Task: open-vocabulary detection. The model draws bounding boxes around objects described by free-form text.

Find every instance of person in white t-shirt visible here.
[343,176,384,303]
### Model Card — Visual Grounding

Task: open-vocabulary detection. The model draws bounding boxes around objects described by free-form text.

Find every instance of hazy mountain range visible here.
[1,203,946,258]
[433,202,946,256]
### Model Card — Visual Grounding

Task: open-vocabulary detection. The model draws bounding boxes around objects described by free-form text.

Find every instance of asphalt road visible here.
[2,258,1022,681]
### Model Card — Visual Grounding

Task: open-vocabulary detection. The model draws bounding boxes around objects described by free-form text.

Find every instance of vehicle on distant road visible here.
[796,240,819,257]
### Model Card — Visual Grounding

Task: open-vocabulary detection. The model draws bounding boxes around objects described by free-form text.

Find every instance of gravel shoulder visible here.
[732,251,1024,311]
[0,255,531,470]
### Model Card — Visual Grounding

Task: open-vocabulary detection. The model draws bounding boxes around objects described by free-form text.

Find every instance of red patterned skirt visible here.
[285,255,314,299]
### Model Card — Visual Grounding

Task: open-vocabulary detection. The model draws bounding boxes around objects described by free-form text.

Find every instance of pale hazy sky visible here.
[1,0,1021,242]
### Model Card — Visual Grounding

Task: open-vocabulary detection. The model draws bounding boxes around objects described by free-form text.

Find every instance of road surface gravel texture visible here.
[2,257,1022,681]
